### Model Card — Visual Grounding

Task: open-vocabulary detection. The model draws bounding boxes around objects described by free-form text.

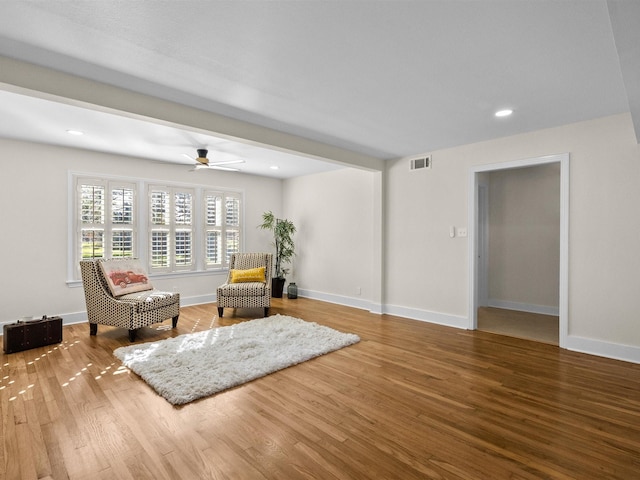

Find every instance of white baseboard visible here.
[383,304,468,329]
[22,295,465,332]
[297,288,382,314]
[487,299,559,316]
[3,293,219,329]
[566,335,640,364]
[58,311,86,325]
[6,293,638,365]
[184,293,217,307]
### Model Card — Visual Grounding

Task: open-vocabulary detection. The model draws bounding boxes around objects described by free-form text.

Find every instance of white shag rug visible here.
[113,314,360,405]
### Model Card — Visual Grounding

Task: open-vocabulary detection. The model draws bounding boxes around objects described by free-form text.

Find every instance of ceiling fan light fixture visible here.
[186,148,243,171]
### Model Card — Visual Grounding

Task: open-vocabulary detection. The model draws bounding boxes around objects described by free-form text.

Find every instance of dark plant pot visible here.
[271,277,286,298]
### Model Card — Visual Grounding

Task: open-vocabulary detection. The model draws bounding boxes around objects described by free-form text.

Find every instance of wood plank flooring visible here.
[2,297,639,479]
[477,307,559,345]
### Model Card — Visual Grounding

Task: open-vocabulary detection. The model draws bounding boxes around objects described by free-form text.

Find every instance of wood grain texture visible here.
[478,306,559,345]
[1,298,639,479]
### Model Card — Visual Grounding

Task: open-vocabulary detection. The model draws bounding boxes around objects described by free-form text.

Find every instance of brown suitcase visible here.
[3,316,63,354]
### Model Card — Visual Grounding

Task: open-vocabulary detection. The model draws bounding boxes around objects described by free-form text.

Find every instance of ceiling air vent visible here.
[410,155,431,171]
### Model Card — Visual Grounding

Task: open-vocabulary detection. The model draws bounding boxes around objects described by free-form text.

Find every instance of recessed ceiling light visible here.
[495,109,513,118]
[270,165,280,170]
[66,129,84,135]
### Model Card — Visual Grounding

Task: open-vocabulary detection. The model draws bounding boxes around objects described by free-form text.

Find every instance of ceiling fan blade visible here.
[209,165,241,171]
[208,159,245,166]
[191,163,240,172]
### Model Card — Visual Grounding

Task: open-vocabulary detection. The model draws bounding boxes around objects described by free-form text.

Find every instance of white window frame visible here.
[74,176,137,272]
[148,184,196,273]
[69,173,243,282]
[203,190,242,270]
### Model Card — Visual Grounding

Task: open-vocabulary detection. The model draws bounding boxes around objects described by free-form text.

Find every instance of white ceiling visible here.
[0,88,342,178]
[0,1,638,178]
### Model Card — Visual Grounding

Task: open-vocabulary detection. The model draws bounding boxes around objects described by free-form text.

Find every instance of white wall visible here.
[3,112,640,363]
[386,146,470,324]
[386,113,640,358]
[0,138,282,324]
[488,163,560,312]
[283,168,376,310]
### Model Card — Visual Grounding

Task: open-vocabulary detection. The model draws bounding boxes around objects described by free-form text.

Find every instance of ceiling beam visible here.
[0,55,384,171]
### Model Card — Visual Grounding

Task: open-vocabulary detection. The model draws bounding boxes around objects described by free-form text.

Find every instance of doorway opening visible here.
[468,154,569,347]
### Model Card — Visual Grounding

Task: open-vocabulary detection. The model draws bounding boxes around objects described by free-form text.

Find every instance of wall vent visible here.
[410,155,432,171]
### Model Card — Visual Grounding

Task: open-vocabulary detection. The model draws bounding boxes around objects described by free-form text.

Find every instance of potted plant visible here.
[259,211,296,298]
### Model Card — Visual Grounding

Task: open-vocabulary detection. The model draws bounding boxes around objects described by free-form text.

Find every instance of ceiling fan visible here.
[184,149,244,171]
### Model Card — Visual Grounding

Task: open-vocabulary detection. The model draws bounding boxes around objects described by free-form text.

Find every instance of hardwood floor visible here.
[477,307,559,345]
[2,298,639,479]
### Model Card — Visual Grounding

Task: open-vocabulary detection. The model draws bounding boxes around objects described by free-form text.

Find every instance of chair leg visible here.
[264,307,269,317]
[128,329,137,342]
[90,323,97,336]
[217,307,224,317]
[172,315,179,328]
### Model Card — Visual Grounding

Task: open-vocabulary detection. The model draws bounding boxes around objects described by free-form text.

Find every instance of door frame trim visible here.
[467,153,569,348]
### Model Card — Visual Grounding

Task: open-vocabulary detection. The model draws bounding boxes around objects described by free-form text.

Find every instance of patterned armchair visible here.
[79,259,180,342]
[216,253,272,317]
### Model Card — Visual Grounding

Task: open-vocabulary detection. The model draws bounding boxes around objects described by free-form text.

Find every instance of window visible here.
[111,186,135,258]
[73,174,242,279]
[149,186,194,272]
[77,179,136,263]
[204,191,242,267]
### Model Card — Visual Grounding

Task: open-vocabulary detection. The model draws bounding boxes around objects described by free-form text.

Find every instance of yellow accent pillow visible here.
[230,267,266,283]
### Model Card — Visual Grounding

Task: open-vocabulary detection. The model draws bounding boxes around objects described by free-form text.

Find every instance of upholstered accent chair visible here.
[216,253,272,317]
[80,259,180,342]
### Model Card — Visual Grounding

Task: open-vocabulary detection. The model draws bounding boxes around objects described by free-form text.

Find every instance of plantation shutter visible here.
[149,186,195,271]
[225,195,241,264]
[174,191,193,267]
[79,183,106,260]
[204,191,242,269]
[111,186,135,258]
[150,189,171,269]
[76,179,137,277]
[205,193,223,267]
[73,174,241,279]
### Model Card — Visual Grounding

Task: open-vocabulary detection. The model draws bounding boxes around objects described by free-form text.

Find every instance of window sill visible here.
[67,268,229,288]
